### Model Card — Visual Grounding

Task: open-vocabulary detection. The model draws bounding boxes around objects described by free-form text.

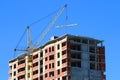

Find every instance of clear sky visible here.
[0,0,120,80]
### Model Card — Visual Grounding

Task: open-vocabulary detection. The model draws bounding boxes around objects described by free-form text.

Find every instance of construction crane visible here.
[14,4,67,79]
[14,4,67,52]
[56,23,78,28]
[35,4,67,48]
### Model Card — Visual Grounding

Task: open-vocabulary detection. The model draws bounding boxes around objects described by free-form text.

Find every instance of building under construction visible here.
[8,34,106,80]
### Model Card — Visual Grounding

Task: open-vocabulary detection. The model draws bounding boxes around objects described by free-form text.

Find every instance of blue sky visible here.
[0,0,120,80]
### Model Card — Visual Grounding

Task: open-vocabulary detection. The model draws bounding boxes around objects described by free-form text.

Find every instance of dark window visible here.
[45,65,48,69]
[52,63,54,68]
[40,52,43,57]
[57,44,60,50]
[49,64,51,69]
[62,59,67,64]
[62,67,66,72]
[49,55,54,60]
[40,60,43,65]
[58,78,60,80]
[57,69,60,75]
[14,71,16,76]
[14,64,16,69]
[57,61,60,66]
[45,73,48,78]
[45,49,48,53]
[40,68,43,74]
[57,52,60,58]
[45,57,48,61]
[49,47,51,52]
[52,46,54,51]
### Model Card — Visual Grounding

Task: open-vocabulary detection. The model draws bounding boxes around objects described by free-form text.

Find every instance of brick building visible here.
[9,34,106,80]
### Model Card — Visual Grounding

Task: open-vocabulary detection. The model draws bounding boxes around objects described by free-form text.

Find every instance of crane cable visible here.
[29,9,59,26]
[13,8,59,54]
[14,28,27,52]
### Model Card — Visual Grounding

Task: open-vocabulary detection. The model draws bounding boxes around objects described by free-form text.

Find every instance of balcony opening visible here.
[49,55,54,60]
[62,76,67,80]
[82,39,88,44]
[90,54,95,61]
[62,42,66,47]
[71,61,81,68]
[33,70,38,75]
[18,60,25,65]
[33,62,38,67]
[18,75,25,80]
[71,53,81,59]
[62,67,67,72]
[89,46,95,53]
[49,71,54,77]
[33,78,38,80]
[62,50,66,55]
[71,45,81,51]
[90,62,95,70]
[89,40,95,45]
[33,54,38,59]
[18,67,25,72]
[62,59,67,64]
